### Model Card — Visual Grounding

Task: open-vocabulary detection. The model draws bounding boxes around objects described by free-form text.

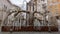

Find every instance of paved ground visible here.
[0,32,60,34]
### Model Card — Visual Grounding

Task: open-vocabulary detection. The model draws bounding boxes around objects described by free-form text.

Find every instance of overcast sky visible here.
[9,0,30,10]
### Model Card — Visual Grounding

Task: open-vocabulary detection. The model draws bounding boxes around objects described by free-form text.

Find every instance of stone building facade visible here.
[27,0,47,13]
[26,0,48,26]
[0,0,21,26]
[26,0,58,26]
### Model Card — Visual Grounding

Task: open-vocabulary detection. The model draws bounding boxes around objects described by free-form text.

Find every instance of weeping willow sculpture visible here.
[1,0,58,32]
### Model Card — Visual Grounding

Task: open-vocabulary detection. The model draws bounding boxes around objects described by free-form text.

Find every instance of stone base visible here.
[1,26,58,32]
